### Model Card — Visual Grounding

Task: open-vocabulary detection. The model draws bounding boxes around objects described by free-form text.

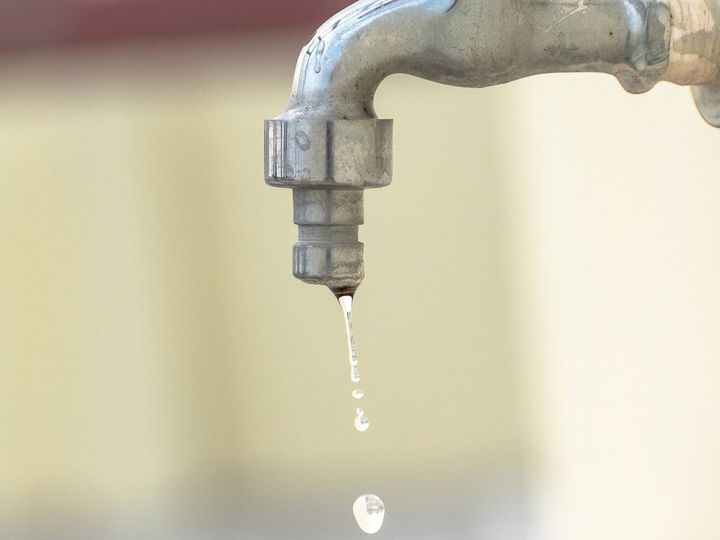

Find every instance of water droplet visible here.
[353,494,385,534]
[352,389,364,399]
[354,412,370,432]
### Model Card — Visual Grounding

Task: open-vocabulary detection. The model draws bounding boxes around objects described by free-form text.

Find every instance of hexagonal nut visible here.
[265,118,392,189]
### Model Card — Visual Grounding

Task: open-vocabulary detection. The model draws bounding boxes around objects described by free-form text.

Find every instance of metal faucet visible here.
[265,0,720,296]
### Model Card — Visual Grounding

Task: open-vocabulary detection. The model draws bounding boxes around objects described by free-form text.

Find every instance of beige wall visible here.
[509,75,720,540]
[0,36,718,538]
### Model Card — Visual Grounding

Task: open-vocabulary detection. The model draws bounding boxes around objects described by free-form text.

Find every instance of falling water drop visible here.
[352,389,365,399]
[354,411,370,432]
[353,494,385,534]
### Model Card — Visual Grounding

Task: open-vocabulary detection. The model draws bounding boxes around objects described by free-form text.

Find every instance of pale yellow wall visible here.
[1,37,718,538]
[508,75,720,540]
[0,40,522,527]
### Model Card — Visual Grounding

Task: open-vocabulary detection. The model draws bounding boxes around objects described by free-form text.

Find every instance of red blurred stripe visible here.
[0,0,353,54]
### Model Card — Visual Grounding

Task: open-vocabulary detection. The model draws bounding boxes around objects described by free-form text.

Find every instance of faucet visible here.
[265,0,720,296]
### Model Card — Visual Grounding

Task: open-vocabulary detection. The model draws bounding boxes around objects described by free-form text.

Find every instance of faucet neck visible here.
[282,0,674,121]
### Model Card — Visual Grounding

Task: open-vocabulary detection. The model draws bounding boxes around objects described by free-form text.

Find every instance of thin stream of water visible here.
[339,295,361,383]
[338,295,369,432]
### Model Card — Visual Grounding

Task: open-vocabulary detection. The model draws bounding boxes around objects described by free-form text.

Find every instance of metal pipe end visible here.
[293,234,364,292]
[291,192,365,290]
[265,116,392,290]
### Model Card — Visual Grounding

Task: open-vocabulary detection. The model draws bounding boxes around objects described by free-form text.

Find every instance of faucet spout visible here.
[266,0,719,293]
[285,0,672,122]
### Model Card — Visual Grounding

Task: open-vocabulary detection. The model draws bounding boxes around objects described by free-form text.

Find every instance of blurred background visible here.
[1,1,719,539]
